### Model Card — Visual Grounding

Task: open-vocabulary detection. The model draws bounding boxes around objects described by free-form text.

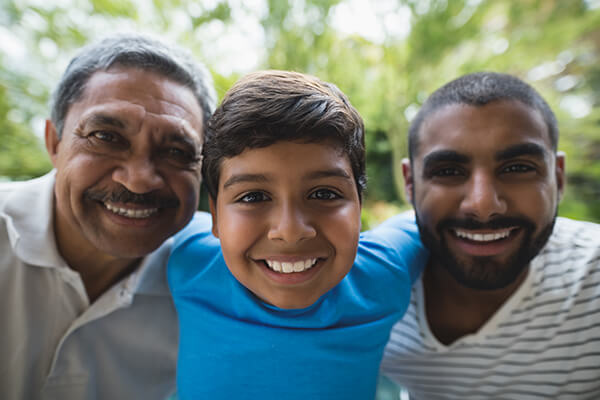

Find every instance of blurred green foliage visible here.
[1,0,599,225]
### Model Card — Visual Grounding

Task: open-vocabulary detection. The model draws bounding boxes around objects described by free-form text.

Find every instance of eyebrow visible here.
[85,113,126,129]
[422,150,470,170]
[223,173,269,189]
[222,168,353,190]
[164,132,199,150]
[305,168,353,181]
[495,142,547,161]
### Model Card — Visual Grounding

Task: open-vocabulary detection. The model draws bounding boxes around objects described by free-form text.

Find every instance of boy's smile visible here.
[210,140,362,309]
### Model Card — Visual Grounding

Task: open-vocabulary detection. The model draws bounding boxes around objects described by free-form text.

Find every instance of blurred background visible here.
[1,0,600,228]
[1,0,599,397]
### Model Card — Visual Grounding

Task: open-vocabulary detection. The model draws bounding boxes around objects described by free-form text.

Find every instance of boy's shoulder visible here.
[355,211,426,283]
[172,211,215,248]
[168,211,222,292]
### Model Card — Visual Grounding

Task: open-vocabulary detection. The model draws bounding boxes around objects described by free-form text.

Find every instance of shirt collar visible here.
[125,238,173,296]
[2,170,66,268]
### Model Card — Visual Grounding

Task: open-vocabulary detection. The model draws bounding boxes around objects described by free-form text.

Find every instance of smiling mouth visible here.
[264,258,319,274]
[452,228,517,243]
[103,202,159,219]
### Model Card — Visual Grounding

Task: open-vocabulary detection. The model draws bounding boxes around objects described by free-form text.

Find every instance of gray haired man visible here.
[0,34,215,399]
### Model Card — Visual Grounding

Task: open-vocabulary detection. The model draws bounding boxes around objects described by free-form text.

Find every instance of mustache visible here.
[437,216,535,232]
[85,186,180,208]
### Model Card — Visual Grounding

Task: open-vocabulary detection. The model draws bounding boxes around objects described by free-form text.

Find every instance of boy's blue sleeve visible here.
[173,211,213,248]
[168,211,219,294]
[366,211,428,283]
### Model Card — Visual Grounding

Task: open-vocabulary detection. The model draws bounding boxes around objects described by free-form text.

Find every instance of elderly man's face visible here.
[46,67,204,259]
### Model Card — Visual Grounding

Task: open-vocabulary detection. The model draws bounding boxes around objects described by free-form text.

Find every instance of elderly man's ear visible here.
[45,119,60,167]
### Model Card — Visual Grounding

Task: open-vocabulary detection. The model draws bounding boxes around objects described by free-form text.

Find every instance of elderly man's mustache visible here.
[85,186,180,208]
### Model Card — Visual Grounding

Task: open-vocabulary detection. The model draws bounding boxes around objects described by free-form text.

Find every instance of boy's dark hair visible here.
[203,70,366,200]
[408,72,558,162]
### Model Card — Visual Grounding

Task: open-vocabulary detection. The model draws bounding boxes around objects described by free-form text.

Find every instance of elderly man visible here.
[380,72,600,399]
[0,34,215,399]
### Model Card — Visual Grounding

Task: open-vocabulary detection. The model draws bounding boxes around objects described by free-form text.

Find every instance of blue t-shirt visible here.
[168,212,426,400]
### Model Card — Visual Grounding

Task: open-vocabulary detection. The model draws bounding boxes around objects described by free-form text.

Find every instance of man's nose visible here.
[112,157,165,194]
[267,202,317,244]
[460,171,507,221]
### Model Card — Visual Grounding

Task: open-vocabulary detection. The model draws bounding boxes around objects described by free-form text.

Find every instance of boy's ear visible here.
[45,119,60,167]
[401,158,414,204]
[208,196,219,238]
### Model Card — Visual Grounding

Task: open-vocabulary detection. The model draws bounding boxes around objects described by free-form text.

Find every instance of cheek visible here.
[172,173,201,209]
[511,183,558,221]
[414,186,456,220]
[217,210,259,255]
[324,206,361,257]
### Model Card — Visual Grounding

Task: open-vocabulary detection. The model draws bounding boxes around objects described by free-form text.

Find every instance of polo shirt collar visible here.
[3,170,66,269]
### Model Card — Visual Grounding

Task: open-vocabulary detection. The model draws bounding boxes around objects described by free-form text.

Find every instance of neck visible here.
[53,211,141,303]
[422,259,528,345]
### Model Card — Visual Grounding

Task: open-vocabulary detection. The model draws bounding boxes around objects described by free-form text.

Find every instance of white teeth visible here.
[293,261,305,272]
[455,229,511,242]
[282,262,293,273]
[265,258,318,274]
[266,260,282,272]
[104,202,158,219]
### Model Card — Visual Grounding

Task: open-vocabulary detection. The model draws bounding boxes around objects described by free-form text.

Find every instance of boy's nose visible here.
[112,157,165,195]
[267,204,317,243]
[460,171,507,221]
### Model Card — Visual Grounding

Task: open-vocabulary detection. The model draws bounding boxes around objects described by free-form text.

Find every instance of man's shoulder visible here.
[548,217,600,250]
[0,173,53,211]
[534,216,600,275]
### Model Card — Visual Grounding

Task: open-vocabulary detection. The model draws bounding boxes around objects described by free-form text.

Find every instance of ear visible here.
[401,158,414,204]
[209,196,219,238]
[44,119,60,167]
[555,151,566,201]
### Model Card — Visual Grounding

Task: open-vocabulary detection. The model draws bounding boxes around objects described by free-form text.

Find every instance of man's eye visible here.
[238,192,270,203]
[309,188,341,200]
[431,167,463,177]
[90,131,118,143]
[167,147,193,161]
[502,164,535,173]
[163,147,201,167]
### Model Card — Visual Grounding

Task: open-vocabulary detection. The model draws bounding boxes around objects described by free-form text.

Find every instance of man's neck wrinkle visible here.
[423,261,524,346]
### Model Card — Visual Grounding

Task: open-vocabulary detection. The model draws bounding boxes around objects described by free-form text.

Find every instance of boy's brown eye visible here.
[309,189,341,200]
[238,192,270,203]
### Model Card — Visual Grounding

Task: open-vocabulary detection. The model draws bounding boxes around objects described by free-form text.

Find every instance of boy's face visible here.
[210,140,362,309]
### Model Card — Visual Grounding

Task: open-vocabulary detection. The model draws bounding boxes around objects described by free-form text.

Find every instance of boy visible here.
[168,71,426,399]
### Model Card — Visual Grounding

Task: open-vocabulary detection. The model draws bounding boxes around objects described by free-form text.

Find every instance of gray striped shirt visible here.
[381,217,600,400]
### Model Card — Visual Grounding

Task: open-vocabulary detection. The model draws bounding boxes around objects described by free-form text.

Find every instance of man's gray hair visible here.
[50,33,217,137]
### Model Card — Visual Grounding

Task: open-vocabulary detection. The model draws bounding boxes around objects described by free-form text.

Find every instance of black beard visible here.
[415,212,557,290]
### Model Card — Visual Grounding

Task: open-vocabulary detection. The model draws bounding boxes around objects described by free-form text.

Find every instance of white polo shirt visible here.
[0,171,178,400]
